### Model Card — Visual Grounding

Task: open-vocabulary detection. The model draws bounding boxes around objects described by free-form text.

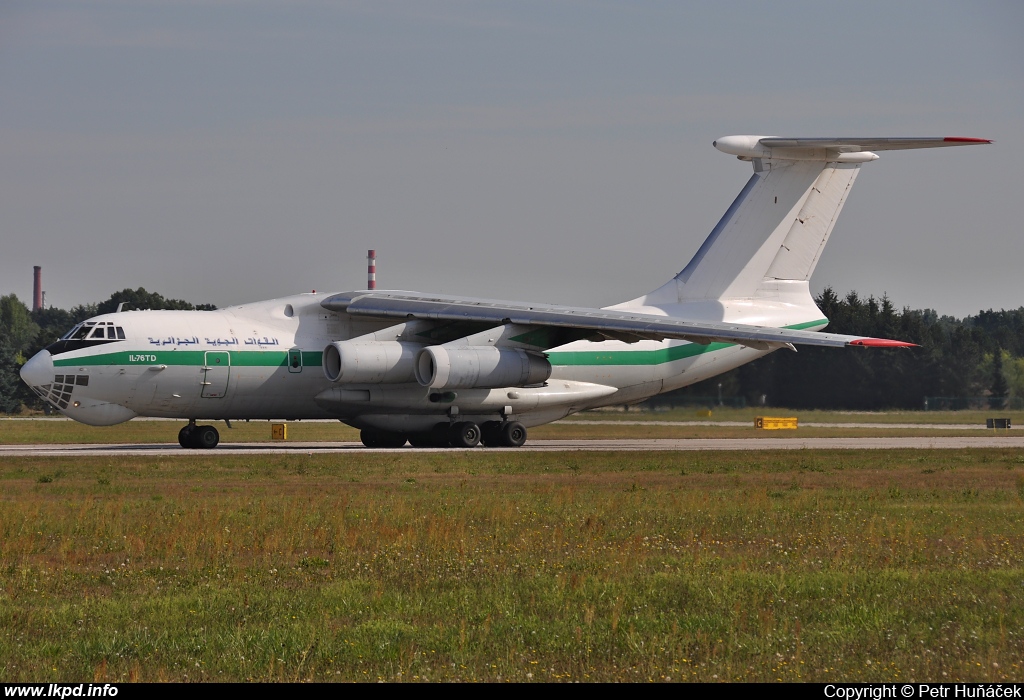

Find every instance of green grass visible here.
[0,419,361,445]
[2,449,1023,681]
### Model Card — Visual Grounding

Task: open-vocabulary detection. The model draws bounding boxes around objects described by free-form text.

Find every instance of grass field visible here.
[0,418,363,445]
[2,448,1023,682]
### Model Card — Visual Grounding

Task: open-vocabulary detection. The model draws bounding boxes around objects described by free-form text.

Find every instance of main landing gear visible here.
[178,421,220,449]
[360,420,527,449]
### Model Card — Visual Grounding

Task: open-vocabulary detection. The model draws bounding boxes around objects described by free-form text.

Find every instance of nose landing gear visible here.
[178,422,220,449]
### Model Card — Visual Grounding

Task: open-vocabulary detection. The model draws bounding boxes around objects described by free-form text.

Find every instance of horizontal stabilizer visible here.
[714,135,991,162]
[759,136,992,151]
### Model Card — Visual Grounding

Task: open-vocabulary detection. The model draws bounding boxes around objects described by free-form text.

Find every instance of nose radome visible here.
[20,350,54,389]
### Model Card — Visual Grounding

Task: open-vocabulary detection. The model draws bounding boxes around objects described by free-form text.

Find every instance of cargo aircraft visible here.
[20,135,990,448]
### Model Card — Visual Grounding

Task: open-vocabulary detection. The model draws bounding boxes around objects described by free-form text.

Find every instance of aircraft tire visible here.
[429,423,453,447]
[195,425,220,449]
[499,421,527,447]
[360,430,407,448]
[178,425,195,449]
[449,421,481,448]
[377,431,408,448]
[407,432,429,447]
[406,424,451,448]
[480,421,502,447]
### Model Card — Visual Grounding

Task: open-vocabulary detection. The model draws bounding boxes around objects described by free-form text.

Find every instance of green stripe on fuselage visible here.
[546,319,828,367]
[53,350,325,368]
[547,341,731,366]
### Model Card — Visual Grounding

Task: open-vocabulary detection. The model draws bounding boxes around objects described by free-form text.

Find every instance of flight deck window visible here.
[88,327,106,339]
[71,326,91,340]
[116,327,125,339]
[107,327,117,339]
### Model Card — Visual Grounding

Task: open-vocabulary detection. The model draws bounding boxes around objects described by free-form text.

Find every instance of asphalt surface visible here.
[3,436,1024,456]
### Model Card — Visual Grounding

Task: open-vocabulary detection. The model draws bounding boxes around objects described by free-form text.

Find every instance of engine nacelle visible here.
[414,345,551,390]
[322,341,420,384]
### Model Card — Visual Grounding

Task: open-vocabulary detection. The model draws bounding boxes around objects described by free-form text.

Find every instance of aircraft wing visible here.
[321,291,914,351]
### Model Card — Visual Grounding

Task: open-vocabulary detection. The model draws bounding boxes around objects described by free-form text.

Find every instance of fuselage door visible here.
[288,348,303,373]
[201,351,230,398]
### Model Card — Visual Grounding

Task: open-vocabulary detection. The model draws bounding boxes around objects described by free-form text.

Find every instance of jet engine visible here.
[322,341,420,384]
[414,345,551,390]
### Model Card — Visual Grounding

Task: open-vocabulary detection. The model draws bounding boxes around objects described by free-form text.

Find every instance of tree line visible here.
[1,286,1023,412]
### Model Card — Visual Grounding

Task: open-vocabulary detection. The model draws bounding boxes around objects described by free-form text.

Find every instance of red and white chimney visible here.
[367,250,376,290]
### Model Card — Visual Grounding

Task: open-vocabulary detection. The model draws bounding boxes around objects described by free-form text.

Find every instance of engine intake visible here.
[322,341,420,384]
[414,345,551,390]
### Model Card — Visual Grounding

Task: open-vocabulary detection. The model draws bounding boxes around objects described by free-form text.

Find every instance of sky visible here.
[1,0,1022,319]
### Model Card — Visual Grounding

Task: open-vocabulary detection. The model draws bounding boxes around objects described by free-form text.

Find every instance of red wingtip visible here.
[848,338,919,348]
[944,137,993,144]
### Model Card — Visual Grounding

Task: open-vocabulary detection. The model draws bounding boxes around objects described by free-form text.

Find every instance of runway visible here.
[560,419,1005,430]
[4,436,1024,456]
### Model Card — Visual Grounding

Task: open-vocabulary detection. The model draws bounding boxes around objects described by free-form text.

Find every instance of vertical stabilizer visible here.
[624,135,990,308]
[763,163,859,282]
[672,159,830,301]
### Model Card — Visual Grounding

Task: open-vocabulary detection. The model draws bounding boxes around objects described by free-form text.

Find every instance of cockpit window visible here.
[58,321,125,342]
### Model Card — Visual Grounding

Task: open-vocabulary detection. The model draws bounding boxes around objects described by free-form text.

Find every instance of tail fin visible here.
[630,135,990,306]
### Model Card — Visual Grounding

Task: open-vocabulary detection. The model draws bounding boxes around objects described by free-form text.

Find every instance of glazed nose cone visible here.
[20,349,54,389]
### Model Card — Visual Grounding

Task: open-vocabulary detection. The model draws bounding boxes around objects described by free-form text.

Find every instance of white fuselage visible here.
[20,289,825,432]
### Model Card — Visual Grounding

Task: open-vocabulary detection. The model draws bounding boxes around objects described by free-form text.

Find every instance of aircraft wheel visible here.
[480,421,503,447]
[178,425,195,449]
[448,421,481,448]
[499,421,527,447]
[407,433,428,447]
[407,431,444,448]
[428,423,453,447]
[195,425,219,449]
[378,431,408,448]
[360,430,407,448]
